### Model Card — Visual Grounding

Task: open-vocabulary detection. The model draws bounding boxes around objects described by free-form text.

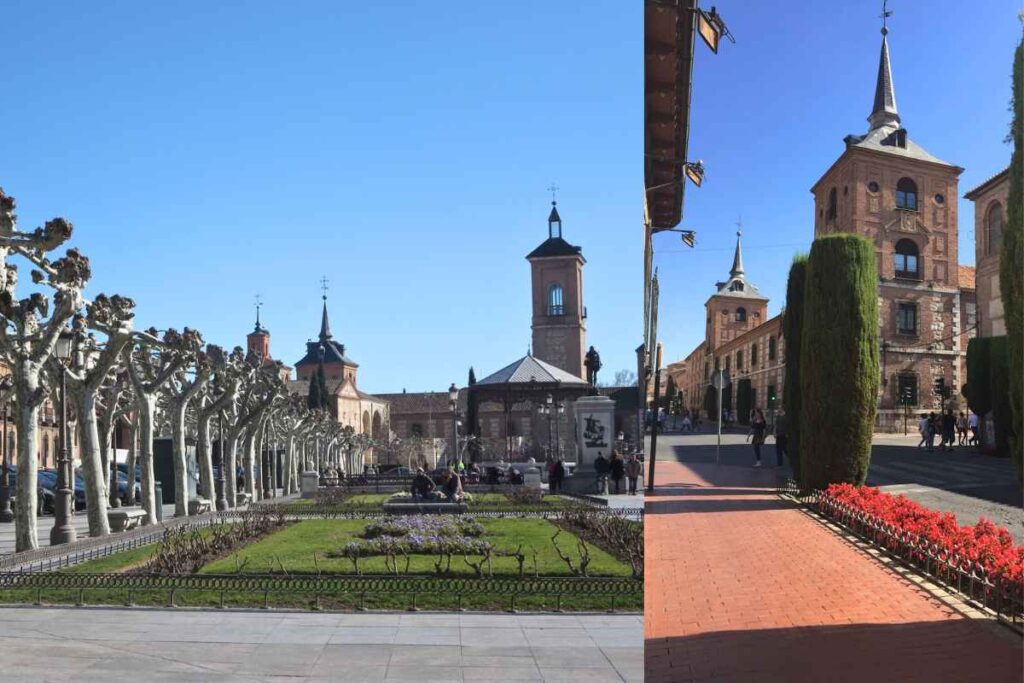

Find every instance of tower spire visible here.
[319,276,332,341]
[729,221,744,278]
[868,1,900,131]
[547,183,562,239]
[254,293,263,332]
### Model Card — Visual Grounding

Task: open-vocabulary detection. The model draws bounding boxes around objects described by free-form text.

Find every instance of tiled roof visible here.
[526,237,583,259]
[958,265,976,290]
[294,339,358,368]
[843,125,954,167]
[476,354,589,387]
[964,168,1010,200]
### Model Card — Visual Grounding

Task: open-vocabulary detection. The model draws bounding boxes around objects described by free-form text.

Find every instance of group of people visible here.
[410,466,465,503]
[746,407,787,468]
[917,409,979,451]
[593,451,643,495]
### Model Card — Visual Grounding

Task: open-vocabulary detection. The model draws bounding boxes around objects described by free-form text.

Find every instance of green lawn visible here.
[0,518,640,612]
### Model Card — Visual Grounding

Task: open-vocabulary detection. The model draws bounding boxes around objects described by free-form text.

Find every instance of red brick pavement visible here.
[645,459,1023,682]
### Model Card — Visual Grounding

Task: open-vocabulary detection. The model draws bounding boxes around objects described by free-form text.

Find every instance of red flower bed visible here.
[823,483,1024,586]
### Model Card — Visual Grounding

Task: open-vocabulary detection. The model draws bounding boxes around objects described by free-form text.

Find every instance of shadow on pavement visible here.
[646,497,794,515]
[645,619,1023,683]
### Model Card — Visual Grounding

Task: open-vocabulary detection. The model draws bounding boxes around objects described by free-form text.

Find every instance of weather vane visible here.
[547,182,559,204]
[736,216,743,237]
[320,276,329,301]
[880,0,893,34]
[255,292,262,317]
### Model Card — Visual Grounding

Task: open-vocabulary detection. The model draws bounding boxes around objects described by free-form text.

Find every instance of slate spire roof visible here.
[294,295,357,368]
[527,202,584,260]
[868,28,900,131]
[729,230,745,278]
[319,297,333,341]
[712,230,766,301]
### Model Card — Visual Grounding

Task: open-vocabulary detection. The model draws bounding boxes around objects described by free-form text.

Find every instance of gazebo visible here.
[468,352,592,460]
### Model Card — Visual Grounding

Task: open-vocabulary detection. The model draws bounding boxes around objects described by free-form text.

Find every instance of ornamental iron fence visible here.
[779,481,1023,633]
[0,572,642,613]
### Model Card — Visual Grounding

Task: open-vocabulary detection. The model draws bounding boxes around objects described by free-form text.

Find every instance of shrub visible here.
[800,236,878,489]
[506,487,543,506]
[824,484,1023,586]
[783,254,808,481]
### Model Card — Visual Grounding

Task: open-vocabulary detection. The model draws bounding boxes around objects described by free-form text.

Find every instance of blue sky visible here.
[1,1,638,394]
[655,0,1021,365]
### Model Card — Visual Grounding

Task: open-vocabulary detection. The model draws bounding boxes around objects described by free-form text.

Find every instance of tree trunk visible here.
[76,392,110,537]
[271,434,279,498]
[14,370,41,552]
[243,428,255,501]
[282,433,293,494]
[196,413,214,501]
[225,433,238,507]
[124,417,138,506]
[171,400,189,517]
[136,393,158,525]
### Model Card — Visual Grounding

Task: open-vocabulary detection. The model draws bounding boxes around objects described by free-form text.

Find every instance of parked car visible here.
[3,466,58,515]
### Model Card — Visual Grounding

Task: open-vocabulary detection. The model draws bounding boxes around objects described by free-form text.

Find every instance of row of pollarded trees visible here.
[0,188,370,551]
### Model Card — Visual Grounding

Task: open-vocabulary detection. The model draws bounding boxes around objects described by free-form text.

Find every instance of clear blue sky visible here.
[2,1,639,394]
[655,0,1021,366]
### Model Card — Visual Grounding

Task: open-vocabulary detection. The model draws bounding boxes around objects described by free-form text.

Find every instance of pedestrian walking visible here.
[625,454,641,495]
[941,409,956,451]
[773,407,788,468]
[917,413,929,449]
[594,452,609,494]
[548,459,565,493]
[926,413,938,451]
[968,410,980,446]
[609,452,625,494]
[747,408,767,467]
[956,412,969,446]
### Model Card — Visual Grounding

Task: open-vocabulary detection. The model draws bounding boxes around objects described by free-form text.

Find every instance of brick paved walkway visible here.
[645,458,1023,682]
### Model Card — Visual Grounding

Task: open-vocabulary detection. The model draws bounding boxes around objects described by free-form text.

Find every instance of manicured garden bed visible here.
[0,516,641,612]
[283,490,572,513]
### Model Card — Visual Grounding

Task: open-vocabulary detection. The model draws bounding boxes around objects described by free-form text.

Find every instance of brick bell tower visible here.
[527,200,586,380]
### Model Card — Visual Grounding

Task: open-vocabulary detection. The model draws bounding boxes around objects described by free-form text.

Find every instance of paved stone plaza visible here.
[644,432,1022,682]
[0,607,641,682]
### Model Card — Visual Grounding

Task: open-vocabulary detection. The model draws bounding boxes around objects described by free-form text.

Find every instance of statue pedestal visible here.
[300,471,319,499]
[562,395,616,495]
[524,467,542,490]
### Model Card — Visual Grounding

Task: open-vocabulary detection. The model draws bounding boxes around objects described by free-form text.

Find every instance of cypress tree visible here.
[307,370,322,410]
[799,235,879,490]
[990,337,1013,457]
[1001,37,1023,478]
[316,362,330,413]
[965,338,993,424]
[783,255,807,482]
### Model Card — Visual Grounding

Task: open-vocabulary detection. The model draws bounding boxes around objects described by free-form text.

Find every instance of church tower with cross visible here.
[703,228,769,351]
[527,191,587,380]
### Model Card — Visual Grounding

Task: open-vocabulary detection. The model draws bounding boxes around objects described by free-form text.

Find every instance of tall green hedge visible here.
[799,235,879,489]
[783,254,808,482]
[965,338,993,419]
[990,337,1013,457]
[1002,38,1023,480]
[736,379,752,425]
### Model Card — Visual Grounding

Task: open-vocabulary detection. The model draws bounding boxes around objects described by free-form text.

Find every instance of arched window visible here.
[894,239,920,279]
[547,284,564,316]
[895,177,918,211]
[826,187,837,221]
[735,307,747,323]
[987,202,1004,255]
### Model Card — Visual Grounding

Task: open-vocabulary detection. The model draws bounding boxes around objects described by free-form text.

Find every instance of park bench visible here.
[108,508,146,532]
[235,492,252,507]
[188,498,212,516]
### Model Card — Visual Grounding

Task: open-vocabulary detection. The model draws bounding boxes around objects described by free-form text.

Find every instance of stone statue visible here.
[584,346,602,386]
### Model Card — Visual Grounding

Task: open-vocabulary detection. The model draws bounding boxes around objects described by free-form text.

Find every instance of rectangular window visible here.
[736,350,744,370]
[725,356,731,372]
[897,374,918,406]
[897,303,917,335]
[894,254,919,278]
[751,343,759,366]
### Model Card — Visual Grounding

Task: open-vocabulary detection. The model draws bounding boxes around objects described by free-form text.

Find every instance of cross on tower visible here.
[320,276,329,301]
[254,293,263,326]
[736,216,743,238]
[880,0,893,33]
[547,183,559,204]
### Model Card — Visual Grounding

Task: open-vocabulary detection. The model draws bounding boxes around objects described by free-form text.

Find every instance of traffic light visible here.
[933,377,952,400]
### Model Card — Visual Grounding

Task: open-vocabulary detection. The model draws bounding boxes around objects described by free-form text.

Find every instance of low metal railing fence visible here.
[779,481,1023,632]
[0,572,642,613]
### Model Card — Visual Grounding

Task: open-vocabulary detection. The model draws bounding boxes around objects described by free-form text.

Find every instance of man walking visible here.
[625,454,641,495]
[594,452,609,494]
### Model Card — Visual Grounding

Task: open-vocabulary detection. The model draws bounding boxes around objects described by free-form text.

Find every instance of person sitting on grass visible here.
[411,468,436,501]
[441,468,464,502]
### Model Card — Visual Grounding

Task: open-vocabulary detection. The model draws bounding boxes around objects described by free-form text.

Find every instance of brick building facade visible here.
[667,25,977,431]
[964,168,1009,339]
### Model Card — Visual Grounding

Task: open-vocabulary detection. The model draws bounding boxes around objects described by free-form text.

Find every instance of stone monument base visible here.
[560,468,601,495]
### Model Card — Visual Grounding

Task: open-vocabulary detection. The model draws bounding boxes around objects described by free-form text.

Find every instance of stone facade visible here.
[965,168,1009,338]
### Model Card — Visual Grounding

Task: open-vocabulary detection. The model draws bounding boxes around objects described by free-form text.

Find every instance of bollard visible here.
[154,482,164,523]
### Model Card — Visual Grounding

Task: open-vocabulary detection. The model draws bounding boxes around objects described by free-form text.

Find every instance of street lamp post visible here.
[216,411,228,511]
[537,395,553,462]
[448,383,459,467]
[0,404,12,523]
[50,331,77,546]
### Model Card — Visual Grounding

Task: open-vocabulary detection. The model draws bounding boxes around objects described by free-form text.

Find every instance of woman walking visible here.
[748,409,767,467]
[609,452,625,494]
